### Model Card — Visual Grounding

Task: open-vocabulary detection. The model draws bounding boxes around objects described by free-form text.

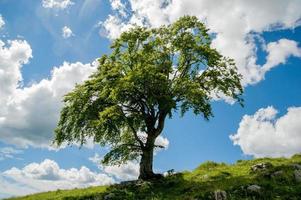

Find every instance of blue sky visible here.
[0,0,301,198]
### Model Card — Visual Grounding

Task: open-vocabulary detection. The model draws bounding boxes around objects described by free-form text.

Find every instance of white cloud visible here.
[0,159,114,198]
[155,135,169,149]
[89,153,139,181]
[99,15,132,40]
[0,15,5,29]
[42,0,74,10]
[88,153,103,166]
[62,26,74,38]
[137,132,169,149]
[0,147,23,161]
[0,39,97,148]
[110,0,127,17]
[0,175,35,199]
[230,106,301,158]
[0,40,32,106]
[103,161,139,181]
[100,0,301,86]
[262,39,301,73]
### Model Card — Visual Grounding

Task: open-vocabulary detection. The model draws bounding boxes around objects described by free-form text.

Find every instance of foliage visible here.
[7,154,301,200]
[54,15,243,167]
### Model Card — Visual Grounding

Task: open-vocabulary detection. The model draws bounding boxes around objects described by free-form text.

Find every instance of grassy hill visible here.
[6,154,301,200]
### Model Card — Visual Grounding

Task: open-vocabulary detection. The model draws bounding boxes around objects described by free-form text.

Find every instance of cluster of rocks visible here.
[253,162,301,182]
[212,185,261,200]
[292,164,301,182]
[250,162,273,172]
[211,162,301,200]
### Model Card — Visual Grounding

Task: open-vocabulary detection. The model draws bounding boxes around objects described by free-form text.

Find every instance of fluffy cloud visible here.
[0,39,97,148]
[0,159,113,197]
[100,0,301,86]
[62,26,73,38]
[137,132,169,149]
[155,135,169,149]
[89,153,139,181]
[42,0,74,10]
[0,40,32,105]
[0,147,23,161]
[262,39,301,73]
[0,175,35,199]
[99,15,132,40]
[110,0,127,17]
[0,15,5,29]
[230,106,301,158]
[103,161,139,181]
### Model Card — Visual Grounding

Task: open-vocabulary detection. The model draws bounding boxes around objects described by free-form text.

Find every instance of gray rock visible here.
[294,170,301,182]
[272,170,283,177]
[291,163,301,170]
[104,193,115,200]
[250,163,272,172]
[247,185,261,193]
[92,196,102,200]
[214,190,227,200]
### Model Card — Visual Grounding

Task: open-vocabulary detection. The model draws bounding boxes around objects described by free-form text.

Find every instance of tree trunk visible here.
[138,134,163,180]
[139,145,155,180]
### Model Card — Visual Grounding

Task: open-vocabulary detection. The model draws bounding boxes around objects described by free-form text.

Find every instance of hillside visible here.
[6,154,301,200]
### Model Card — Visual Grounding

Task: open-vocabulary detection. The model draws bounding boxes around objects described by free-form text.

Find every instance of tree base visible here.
[138,172,163,181]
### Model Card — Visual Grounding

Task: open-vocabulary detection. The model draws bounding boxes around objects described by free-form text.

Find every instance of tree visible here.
[54,16,243,180]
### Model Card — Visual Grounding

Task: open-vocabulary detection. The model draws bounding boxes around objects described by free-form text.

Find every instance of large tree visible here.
[54,16,243,180]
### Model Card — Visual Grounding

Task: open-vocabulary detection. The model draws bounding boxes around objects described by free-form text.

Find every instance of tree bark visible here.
[139,145,155,180]
[138,112,167,180]
[138,134,163,180]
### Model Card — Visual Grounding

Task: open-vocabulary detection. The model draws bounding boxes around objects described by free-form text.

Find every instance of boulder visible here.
[214,190,227,200]
[250,163,272,172]
[291,163,301,170]
[294,170,301,182]
[104,193,115,200]
[247,185,261,193]
[271,170,283,178]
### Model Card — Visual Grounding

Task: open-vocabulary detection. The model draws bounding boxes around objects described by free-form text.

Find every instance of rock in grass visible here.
[291,164,301,170]
[247,185,261,193]
[104,193,115,200]
[214,190,227,200]
[294,170,301,182]
[250,163,272,172]
[271,170,283,178]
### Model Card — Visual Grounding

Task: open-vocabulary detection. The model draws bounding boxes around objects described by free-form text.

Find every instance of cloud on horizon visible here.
[230,106,301,158]
[1,159,113,197]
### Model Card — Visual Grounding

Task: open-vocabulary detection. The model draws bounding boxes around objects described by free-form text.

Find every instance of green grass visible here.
[6,186,108,200]
[6,154,301,200]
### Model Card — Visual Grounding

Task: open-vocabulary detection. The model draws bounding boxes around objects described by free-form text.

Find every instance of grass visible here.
[6,154,301,200]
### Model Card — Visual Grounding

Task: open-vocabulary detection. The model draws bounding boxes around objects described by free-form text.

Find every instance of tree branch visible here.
[119,106,145,149]
[155,111,167,137]
[129,123,145,149]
